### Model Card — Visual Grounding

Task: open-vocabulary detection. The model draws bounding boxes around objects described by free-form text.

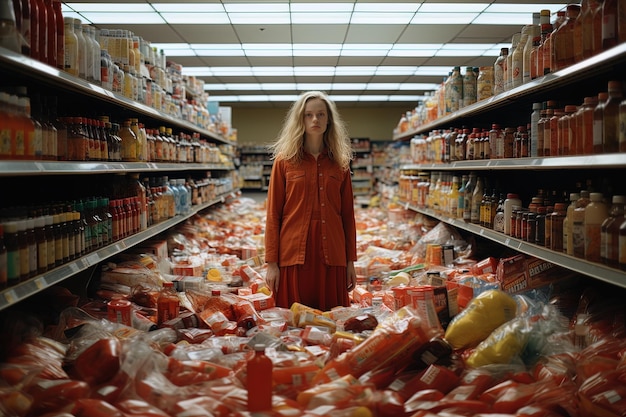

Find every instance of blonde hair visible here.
[268,91,353,170]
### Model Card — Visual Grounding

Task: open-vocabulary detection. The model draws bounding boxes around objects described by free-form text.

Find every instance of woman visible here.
[264,91,357,311]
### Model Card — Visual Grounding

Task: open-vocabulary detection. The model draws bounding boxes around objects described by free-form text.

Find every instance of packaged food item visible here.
[444,289,518,350]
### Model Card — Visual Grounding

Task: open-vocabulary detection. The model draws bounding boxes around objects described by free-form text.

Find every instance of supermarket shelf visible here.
[0,190,239,312]
[407,204,626,289]
[393,43,626,141]
[0,161,235,176]
[0,46,232,146]
[400,153,626,172]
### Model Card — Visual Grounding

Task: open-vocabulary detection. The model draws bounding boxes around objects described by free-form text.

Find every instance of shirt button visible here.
[319,187,323,190]
[323,236,326,239]
[319,173,322,176]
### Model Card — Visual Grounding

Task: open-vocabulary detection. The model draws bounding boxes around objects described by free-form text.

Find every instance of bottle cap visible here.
[253,344,266,352]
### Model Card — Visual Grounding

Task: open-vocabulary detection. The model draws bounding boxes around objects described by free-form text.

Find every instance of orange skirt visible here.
[274,217,350,311]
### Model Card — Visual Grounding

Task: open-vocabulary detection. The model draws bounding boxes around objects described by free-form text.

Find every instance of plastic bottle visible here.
[463,173,476,223]
[584,192,608,262]
[601,0,619,50]
[511,30,527,89]
[552,4,581,72]
[530,102,542,157]
[493,47,508,95]
[446,66,462,114]
[157,281,180,325]
[572,191,591,258]
[462,66,476,108]
[73,18,87,80]
[503,193,522,236]
[593,91,609,153]
[601,195,626,267]
[63,17,78,76]
[550,202,567,252]
[247,344,273,412]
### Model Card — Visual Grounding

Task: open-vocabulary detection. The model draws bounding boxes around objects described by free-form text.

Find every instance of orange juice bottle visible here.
[247,344,273,412]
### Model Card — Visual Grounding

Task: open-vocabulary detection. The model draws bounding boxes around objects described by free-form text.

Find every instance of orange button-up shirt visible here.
[264,151,357,267]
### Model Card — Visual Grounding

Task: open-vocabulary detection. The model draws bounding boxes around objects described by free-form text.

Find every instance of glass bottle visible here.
[62,17,78,76]
[52,0,63,70]
[470,176,484,225]
[247,344,273,412]
[119,119,138,162]
[537,107,549,157]
[572,190,591,258]
[593,91,609,153]
[583,0,602,59]
[601,195,626,267]
[446,66,462,114]
[573,0,588,63]
[564,192,580,255]
[4,221,20,287]
[73,18,87,80]
[535,205,547,246]
[550,202,567,252]
[603,80,623,153]
[463,173,476,223]
[511,30,528,89]
[539,19,554,76]
[157,281,179,325]
[530,102,542,157]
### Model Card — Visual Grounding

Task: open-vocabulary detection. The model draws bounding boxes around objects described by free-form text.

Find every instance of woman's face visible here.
[303,98,329,137]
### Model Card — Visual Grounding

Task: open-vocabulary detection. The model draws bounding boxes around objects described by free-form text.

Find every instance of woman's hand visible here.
[265,262,280,294]
[347,261,357,291]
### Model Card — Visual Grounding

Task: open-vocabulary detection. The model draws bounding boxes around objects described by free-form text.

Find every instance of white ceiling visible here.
[62,1,571,108]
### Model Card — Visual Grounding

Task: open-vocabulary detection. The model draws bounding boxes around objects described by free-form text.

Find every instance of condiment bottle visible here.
[593,92,608,153]
[564,192,580,255]
[535,205,547,246]
[34,216,47,275]
[504,193,522,236]
[584,192,608,262]
[552,4,581,72]
[247,344,273,412]
[4,221,20,287]
[157,281,179,325]
[572,191,591,258]
[493,47,508,95]
[601,195,626,267]
[544,205,554,248]
[470,176,484,225]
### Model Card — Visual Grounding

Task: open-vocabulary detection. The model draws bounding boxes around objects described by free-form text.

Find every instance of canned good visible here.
[107,299,132,326]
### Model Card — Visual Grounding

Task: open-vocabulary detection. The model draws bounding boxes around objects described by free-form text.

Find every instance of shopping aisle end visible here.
[0,192,623,416]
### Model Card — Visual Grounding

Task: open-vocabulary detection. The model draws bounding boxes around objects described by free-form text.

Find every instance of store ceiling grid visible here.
[61,0,571,107]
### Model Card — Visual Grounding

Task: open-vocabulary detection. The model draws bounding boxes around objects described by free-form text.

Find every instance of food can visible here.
[107,299,132,326]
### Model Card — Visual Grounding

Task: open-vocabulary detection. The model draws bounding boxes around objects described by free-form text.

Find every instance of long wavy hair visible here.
[268,91,353,171]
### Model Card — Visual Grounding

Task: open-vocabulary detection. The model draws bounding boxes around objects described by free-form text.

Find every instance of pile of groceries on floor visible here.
[1,195,624,417]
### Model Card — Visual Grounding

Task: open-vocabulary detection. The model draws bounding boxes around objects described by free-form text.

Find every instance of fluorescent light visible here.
[332,83,368,90]
[160,13,231,24]
[297,83,333,90]
[411,13,478,24]
[229,14,291,24]
[63,3,154,12]
[291,13,351,24]
[290,3,354,12]
[294,67,336,76]
[375,67,416,76]
[183,66,470,78]
[224,3,289,13]
[73,13,165,24]
[418,3,488,13]
[354,3,420,13]
[351,12,414,24]
[152,3,226,13]
[484,4,567,13]
[473,13,534,25]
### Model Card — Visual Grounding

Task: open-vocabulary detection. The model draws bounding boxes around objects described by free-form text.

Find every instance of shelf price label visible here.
[504,238,511,246]
[4,289,17,305]
[34,277,47,290]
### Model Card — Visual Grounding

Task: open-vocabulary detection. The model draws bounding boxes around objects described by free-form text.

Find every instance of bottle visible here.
[573,0,588,64]
[34,215,46,275]
[523,20,539,83]
[470,176,484,225]
[582,0,601,59]
[119,119,138,162]
[493,194,506,233]
[620,216,626,271]
[539,14,554,76]
[593,91,609,153]
[63,17,78,76]
[52,0,63,70]
[584,192,608,262]
[4,221,20,287]
[16,219,29,281]
[457,174,468,220]
[446,66,462,114]
[462,66,476,108]
[601,0,619,50]
[505,33,520,91]
[530,102,542,157]
[572,190,591,258]
[503,193,522,236]
[156,281,180,325]
[580,96,598,155]
[493,47,508,95]
[601,195,626,267]
[564,192,580,255]
[476,66,494,101]
[0,0,20,52]
[603,81,623,153]
[73,18,87,80]
[550,202,567,252]
[552,4,581,72]
[511,30,528,89]
[247,344,273,412]
[544,205,554,248]
[536,205,547,246]
[462,173,476,223]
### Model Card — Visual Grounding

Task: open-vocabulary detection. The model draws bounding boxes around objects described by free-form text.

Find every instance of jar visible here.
[527,212,537,243]
[544,206,554,248]
[477,66,494,101]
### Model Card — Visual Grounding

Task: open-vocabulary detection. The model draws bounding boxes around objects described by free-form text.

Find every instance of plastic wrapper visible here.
[444,289,518,351]
[312,306,443,385]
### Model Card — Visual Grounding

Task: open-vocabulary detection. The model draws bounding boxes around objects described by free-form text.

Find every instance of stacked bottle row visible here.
[407,79,626,164]
[5,0,226,134]
[398,171,626,271]
[0,88,225,163]
[0,175,196,289]
[396,3,626,134]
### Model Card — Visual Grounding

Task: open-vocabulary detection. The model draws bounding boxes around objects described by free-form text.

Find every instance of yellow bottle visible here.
[119,119,138,162]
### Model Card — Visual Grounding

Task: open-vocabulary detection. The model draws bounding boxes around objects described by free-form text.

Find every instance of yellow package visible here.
[444,289,518,350]
[465,316,531,368]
